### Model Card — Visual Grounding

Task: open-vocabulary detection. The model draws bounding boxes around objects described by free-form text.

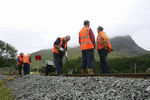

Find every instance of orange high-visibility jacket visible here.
[79,27,94,50]
[52,37,67,54]
[18,55,24,65]
[23,54,31,64]
[97,31,112,53]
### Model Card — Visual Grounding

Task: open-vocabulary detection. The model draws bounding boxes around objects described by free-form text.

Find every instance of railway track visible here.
[65,73,150,79]
[3,72,150,79]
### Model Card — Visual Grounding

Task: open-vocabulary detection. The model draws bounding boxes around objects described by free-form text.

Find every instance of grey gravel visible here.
[0,67,3,74]
[0,74,150,100]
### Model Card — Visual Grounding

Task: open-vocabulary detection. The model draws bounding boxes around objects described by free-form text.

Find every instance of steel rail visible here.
[65,73,150,79]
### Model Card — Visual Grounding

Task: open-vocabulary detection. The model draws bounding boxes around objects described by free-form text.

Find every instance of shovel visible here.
[65,56,73,74]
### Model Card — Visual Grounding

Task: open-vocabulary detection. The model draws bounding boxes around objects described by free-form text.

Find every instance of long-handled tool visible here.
[65,56,73,74]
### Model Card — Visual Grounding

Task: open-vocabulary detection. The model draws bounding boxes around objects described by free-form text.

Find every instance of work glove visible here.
[59,47,65,52]
[65,52,68,57]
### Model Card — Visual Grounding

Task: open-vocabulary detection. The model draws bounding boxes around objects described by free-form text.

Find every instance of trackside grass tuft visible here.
[0,78,15,100]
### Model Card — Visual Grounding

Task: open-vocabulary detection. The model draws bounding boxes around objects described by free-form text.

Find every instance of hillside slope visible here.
[30,35,149,68]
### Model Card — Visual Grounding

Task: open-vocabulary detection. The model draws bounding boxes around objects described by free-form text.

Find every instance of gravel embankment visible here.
[0,75,150,100]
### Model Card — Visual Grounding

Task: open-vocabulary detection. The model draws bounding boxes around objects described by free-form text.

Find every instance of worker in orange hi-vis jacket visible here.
[79,20,95,74]
[97,26,112,74]
[52,35,70,76]
[17,52,24,77]
[23,54,31,75]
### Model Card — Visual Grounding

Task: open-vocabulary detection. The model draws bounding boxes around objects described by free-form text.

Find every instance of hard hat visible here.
[84,20,90,25]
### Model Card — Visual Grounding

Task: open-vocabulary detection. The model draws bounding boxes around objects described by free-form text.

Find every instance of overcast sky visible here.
[0,0,150,55]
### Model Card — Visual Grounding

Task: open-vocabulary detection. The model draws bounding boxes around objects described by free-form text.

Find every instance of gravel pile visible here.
[0,74,150,100]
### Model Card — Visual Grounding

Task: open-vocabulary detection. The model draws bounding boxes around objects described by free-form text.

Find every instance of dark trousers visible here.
[53,52,63,75]
[98,49,111,74]
[18,65,22,75]
[24,63,30,75]
[81,49,95,70]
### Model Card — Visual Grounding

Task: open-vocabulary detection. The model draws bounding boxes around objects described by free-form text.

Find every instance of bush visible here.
[62,54,150,74]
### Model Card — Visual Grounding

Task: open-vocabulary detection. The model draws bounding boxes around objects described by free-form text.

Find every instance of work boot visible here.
[88,69,93,74]
[81,69,86,74]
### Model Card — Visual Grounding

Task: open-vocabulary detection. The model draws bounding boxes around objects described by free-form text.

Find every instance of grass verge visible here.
[0,78,15,100]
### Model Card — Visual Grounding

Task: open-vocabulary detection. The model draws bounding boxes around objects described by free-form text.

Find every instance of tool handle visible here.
[65,56,70,68]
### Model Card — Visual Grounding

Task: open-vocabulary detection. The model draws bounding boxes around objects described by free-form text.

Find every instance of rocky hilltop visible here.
[31,35,149,56]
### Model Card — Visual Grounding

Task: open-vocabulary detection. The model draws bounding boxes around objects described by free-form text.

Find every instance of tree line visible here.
[62,54,150,74]
[1,40,150,74]
[0,40,17,67]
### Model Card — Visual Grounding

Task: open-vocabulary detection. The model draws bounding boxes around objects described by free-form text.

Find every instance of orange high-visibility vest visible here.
[23,55,31,64]
[79,27,94,50]
[97,31,112,53]
[52,37,67,54]
[18,55,24,65]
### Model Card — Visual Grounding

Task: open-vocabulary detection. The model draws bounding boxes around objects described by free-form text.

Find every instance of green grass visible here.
[0,78,15,100]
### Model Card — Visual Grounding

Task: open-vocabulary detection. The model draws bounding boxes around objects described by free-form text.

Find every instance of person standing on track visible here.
[79,20,95,74]
[52,35,71,76]
[97,26,112,74]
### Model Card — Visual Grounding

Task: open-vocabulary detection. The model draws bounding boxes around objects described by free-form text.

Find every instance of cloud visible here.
[0,27,51,54]
[0,0,150,55]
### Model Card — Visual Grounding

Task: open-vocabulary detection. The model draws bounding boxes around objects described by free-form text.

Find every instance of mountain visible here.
[110,35,149,55]
[30,35,149,68]
[32,35,149,56]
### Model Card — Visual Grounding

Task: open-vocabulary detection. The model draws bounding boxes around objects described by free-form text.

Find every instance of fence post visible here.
[37,61,39,74]
[134,63,136,74]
